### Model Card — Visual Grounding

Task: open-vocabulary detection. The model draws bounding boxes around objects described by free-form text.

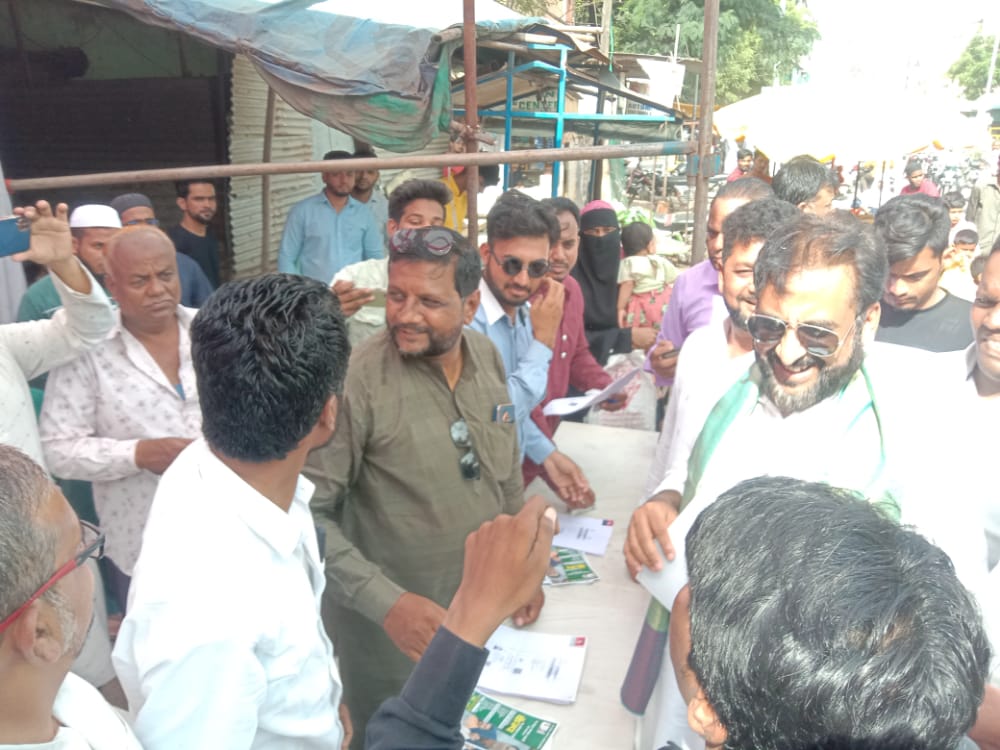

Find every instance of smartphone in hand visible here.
[0,217,30,258]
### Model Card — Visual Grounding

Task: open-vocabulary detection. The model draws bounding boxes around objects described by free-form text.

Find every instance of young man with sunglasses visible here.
[305,226,530,748]
[469,191,594,508]
[624,213,987,750]
[0,445,140,748]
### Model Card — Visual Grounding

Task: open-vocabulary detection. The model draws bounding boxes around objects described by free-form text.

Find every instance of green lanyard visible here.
[681,361,893,518]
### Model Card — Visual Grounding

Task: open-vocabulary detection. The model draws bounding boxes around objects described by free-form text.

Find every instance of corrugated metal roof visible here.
[228,55,318,279]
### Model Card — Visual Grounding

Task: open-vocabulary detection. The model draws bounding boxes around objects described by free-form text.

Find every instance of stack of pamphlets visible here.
[544,546,599,586]
[462,690,559,750]
[552,514,615,556]
[478,625,588,704]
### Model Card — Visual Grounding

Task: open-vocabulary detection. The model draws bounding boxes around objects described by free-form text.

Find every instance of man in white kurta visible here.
[643,198,798,499]
[626,214,987,750]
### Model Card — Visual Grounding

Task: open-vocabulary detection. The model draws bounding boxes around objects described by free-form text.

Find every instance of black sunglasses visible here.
[746,313,855,358]
[488,247,550,279]
[450,418,481,481]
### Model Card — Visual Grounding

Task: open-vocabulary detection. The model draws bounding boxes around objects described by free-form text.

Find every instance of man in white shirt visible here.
[41,226,201,609]
[624,213,987,750]
[0,200,120,704]
[953,244,1000,569]
[114,273,351,749]
[0,445,140,750]
[643,198,799,498]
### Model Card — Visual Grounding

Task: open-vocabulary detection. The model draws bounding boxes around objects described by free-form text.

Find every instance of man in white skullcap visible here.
[17,205,121,323]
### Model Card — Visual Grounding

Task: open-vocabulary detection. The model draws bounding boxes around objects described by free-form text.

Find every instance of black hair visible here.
[322,150,353,162]
[971,254,987,281]
[353,147,377,159]
[904,159,923,176]
[686,476,990,750]
[387,179,452,223]
[175,180,215,199]
[540,196,580,226]
[621,221,654,257]
[486,189,560,246]
[715,176,774,203]
[953,228,979,246]
[191,274,349,462]
[943,191,966,210]
[772,155,839,206]
[736,148,754,160]
[720,198,799,264]
[754,212,887,316]
[480,164,501,186]
[873,194,951,261]
[388,226,482,298]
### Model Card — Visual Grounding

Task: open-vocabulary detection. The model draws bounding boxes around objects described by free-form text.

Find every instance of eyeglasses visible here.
[450,418,481,481]
[122,218,160,227]
[0,520,105,634]
[746,314,856,358]
[488,247,550,279]
[389,227,460,257]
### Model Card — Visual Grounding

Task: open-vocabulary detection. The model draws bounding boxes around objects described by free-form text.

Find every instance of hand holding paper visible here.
[542,367,639,417]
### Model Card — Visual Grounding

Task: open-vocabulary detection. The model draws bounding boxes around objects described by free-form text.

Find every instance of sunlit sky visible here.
[804,0,996,98]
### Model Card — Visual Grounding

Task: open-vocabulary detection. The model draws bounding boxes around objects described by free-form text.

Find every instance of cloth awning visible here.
[85,0,538,151]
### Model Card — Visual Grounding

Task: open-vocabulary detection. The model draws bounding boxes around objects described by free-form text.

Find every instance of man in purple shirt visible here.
[645,178,774,386]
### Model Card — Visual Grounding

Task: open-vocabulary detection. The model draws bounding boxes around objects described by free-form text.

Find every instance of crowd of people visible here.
[0,146,998,750]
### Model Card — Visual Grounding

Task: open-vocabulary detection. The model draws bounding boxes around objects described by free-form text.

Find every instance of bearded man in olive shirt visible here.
[305,226,540,748]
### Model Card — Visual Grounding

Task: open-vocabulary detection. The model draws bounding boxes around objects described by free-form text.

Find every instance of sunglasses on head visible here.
[488,247,549,279]
[746,313,855,358]
[389,227,460,257]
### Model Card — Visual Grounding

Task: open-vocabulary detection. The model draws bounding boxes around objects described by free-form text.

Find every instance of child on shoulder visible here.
[617,221,678,330]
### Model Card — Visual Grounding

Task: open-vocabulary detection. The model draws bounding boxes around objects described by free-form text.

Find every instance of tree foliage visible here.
[493,0,819,105]
[612,0,819,105]
[948,32,997,101]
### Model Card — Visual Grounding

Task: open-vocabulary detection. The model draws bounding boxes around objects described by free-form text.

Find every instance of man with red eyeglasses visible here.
[0,445,140,748]
[622,213,988,750]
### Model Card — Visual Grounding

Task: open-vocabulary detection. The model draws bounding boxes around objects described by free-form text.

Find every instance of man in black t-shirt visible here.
[874,193,972,352]
[167,180,221,287]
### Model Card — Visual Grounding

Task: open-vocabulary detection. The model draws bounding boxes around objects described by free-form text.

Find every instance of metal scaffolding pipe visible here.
[462,0,479,244]
[689,0,719,265]
[6,141,696,192]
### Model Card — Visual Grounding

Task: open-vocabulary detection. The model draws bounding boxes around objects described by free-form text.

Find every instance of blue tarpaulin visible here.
[89,0,538,151]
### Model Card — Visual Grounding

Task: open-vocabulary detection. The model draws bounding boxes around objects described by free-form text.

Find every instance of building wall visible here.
[1,0,216,81]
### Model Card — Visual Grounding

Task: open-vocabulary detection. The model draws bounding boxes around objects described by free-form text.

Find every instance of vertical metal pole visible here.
[260,86,276,274]
[462,0,479,245]
[589,90,605,201]
[689,0,719,265]
[552,48,567,197]
[504,51,514,191]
